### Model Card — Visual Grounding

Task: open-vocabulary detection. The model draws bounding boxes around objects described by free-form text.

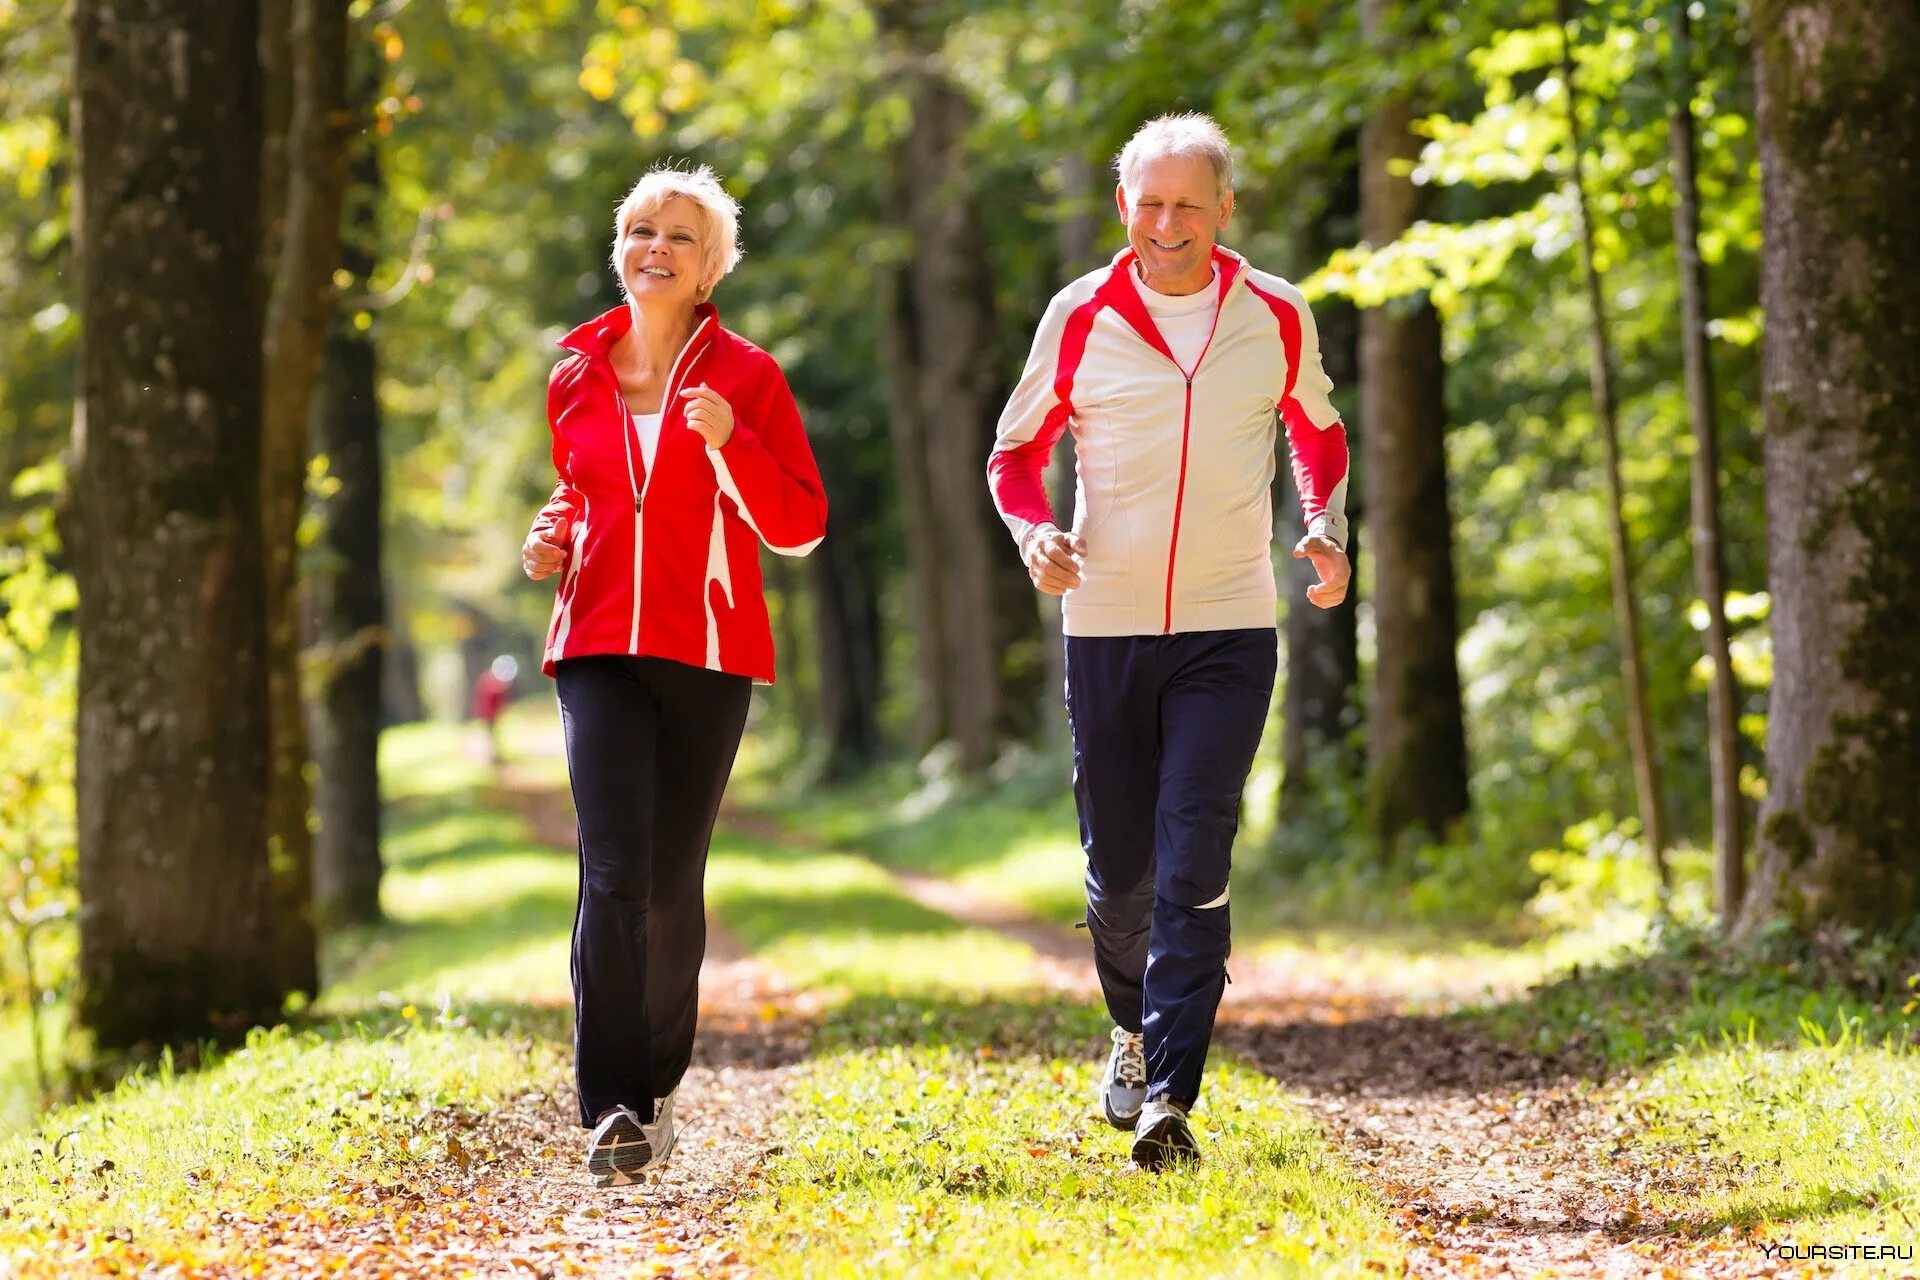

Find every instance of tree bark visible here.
[1037,134,1100,747]
[307,73,385,930]
[1667,2,1744,921]
[1280,137,1362,836]
[1558,0,1670,875]
[808,431,883,779]
[1359,0,1470,856]
[877,2,1008,774]
[878,257,949,753]
[1737,0,1920,935]
[260,0,350,997]
[71,0,279,1046]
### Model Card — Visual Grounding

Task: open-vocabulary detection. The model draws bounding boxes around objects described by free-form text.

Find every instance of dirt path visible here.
[208,775,1803,1279]
[200,774,816,1280]
[720,800,1795,1280]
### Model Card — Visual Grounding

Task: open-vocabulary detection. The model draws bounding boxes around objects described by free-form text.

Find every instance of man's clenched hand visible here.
[1024,524,1086,596]
[1292,533,1349,609]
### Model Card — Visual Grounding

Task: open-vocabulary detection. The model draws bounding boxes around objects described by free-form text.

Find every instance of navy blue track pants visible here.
[1065,627,1277,1109]
[555,654,751,1128]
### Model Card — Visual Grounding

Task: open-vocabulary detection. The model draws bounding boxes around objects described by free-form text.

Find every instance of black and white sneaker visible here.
[1130,1098,1200,1171]
[585,1105,651,1187]
[1100,1026,1147,1130]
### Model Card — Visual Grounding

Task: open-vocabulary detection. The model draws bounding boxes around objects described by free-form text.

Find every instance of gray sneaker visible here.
[585,1105,651,1187]
[1130,1097,1200,1171]
[642,1087,680,1169]
[1100,1026,1147,1130]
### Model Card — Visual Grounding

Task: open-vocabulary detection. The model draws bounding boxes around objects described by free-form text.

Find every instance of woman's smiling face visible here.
[617,194,710,307]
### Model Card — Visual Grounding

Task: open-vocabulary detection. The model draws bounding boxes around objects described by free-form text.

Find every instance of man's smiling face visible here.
[1117,153,1232,296]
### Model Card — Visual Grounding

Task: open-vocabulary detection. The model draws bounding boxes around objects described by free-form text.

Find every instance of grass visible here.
[722,888,1410,1279]
[737,758,1090,926]
[1466,924,1920,1273]
[743,1034,1404,1279]
[0,716,1414,1278]
[0,719,576,1275]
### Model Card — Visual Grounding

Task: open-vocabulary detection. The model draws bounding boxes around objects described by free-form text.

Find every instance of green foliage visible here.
[0,464,76,1069]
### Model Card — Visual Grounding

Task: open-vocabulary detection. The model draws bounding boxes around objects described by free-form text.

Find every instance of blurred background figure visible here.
[471,654,519,765]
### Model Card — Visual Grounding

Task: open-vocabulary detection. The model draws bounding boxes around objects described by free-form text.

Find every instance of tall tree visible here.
[1358,0,1469,855]
[1279,138,1362,835]
[807,428,884,779]
[1039,132,1101,746]
[1558,0,1670,876]
[307,46,386,929]
[1739,0,1920,934]
[1667,1,1744,918]
[876,0,1012,775]
[71,0,278,1046]
[260,0,351,993]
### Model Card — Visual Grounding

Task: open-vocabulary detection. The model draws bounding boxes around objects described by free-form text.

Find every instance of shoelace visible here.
[1110,1027,1146,1088]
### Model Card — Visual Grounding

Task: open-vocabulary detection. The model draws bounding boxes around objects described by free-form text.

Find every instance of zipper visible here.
[1164,375,1194,634]
[1157,283,1230,634]
[620,312,714,653]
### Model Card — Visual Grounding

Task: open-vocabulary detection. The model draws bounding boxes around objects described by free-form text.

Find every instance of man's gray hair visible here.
[1115,113,1234,202]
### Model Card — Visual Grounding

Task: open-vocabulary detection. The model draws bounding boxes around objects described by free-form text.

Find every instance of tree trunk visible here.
[1359,0,1470,856]
[1668,2,1744,921]
[307,80,385,930]
[878,258,948,753]
[808,432,883,779]
[877,2,1008,774]
[261,0,351,994]
[911,74,1005,773]
[71,0,278,1046]
[1558,0,1670,877]
[1038,135,1100,746]
[1280,136,1362,836]
[1737,0,1920,935]
[381,589,426,725]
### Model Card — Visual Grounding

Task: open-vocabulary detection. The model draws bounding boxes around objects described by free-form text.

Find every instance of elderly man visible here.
[988,113,1351,1169]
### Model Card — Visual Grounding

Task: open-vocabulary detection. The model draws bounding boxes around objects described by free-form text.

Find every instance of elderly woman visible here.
[522,164,827,1187]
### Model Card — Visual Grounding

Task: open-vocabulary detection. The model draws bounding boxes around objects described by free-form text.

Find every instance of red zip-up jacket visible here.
[534,303,827,682]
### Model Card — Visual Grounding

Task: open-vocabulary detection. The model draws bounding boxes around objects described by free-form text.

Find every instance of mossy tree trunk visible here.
[1738,0,1920,934]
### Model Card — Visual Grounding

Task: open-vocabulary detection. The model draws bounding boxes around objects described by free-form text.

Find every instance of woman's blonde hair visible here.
[611,163,743,297]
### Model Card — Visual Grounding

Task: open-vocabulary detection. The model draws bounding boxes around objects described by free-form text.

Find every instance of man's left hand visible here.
[1292,534,1350,609]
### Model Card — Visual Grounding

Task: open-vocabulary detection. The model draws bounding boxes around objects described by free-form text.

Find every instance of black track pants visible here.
[555,654,751,1127]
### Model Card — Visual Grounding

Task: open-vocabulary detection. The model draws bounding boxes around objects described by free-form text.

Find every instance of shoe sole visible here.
[1130,1117,1199,1171]
[586,1115,652,1187]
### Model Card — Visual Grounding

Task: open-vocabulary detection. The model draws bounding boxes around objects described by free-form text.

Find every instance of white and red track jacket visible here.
[988,246,1350,637]
[534,303,827,681]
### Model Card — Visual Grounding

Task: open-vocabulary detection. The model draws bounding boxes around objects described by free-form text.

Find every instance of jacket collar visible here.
[557,300,721,358]
[1095,245,1246,363]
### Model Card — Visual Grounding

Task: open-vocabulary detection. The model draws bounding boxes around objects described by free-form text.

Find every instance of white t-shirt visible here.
[1136,267,1219,373]
[634,411,664,471]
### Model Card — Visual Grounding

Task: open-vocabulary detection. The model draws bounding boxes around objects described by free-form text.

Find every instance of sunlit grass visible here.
[0,1018,562,1276]
[740,1008,1407,1280]
[1630,1031,1920,1275]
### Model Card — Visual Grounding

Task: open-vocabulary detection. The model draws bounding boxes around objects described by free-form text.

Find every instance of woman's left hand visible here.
[680,383,735,449]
